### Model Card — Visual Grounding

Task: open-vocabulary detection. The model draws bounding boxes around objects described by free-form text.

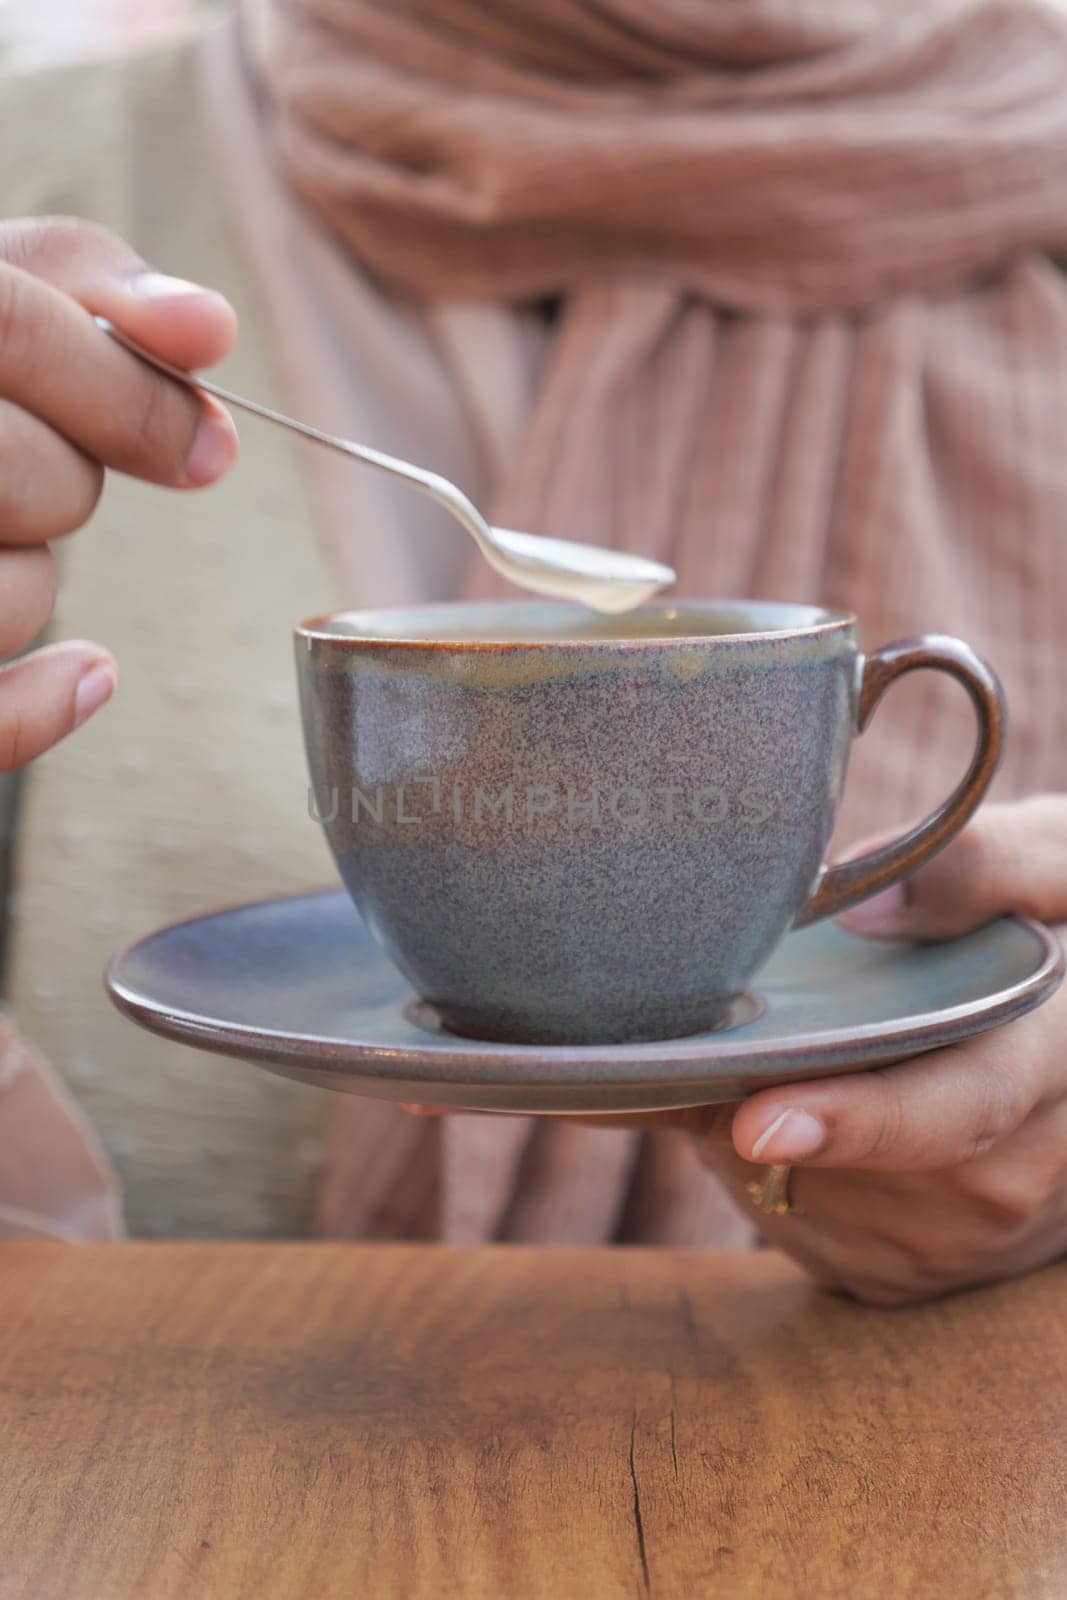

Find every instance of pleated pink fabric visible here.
[242,0,1067,838]
[235,0,1067,1245]
[0,1016,121,1241]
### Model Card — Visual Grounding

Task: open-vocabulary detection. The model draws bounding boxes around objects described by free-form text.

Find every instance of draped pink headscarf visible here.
[227,0,1067,1243]
[241,0,1067,830]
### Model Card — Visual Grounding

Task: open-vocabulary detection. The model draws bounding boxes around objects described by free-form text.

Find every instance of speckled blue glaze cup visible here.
[295,600,1004,1046]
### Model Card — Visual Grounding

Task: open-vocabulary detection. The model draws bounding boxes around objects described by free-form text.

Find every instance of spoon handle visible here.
[94,316,462,505]
[93,315,672,610]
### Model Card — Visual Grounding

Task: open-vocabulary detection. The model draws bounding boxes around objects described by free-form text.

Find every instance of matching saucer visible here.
[105,890,1063,1114]
[106,889,1062,1113]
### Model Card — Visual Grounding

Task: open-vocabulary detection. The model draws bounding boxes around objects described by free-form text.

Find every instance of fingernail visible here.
[750,1108,826,1162]
[837,882,908,936]
[183,410,238,487]
[74,662,117,728]
[127,271,215,301]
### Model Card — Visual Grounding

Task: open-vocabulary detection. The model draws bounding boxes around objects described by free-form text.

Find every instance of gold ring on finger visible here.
[746,1162,800,1217]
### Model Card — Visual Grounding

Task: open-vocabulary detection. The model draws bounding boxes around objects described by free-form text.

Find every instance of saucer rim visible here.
[105,890,1065,1087]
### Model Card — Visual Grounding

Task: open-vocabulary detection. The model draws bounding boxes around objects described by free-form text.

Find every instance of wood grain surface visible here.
[0,1244,1064,1599]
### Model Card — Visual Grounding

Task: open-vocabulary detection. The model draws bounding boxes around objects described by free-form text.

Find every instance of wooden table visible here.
[0,1244,1064,1599]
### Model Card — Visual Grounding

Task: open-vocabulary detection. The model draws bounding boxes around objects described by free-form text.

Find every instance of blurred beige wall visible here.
[0,0,224,67]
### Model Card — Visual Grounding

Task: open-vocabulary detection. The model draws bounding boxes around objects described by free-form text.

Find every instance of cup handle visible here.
[794,635,1006,928]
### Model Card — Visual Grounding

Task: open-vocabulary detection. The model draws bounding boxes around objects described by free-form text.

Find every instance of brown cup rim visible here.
[295,598,857,653]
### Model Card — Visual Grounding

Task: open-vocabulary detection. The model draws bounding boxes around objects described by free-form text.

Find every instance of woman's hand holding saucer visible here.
[409,798,1067,1307]
[0,215,237,766]
[677,798,1067,1305]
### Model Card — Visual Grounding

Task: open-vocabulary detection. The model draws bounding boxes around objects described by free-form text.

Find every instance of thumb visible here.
[836,795,1067,940]
[3,215,236,370]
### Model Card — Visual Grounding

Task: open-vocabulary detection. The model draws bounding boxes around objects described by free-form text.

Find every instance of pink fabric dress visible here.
[221,0,1067,1244]
[6,0,1067,1243]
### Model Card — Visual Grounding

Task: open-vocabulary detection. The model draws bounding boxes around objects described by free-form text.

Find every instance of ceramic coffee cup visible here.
[295,600,1004,1045]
